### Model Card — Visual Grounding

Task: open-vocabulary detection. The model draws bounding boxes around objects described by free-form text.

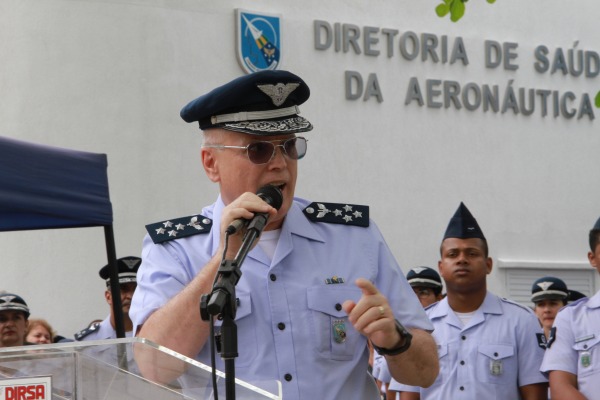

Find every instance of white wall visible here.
[1,0,598,337]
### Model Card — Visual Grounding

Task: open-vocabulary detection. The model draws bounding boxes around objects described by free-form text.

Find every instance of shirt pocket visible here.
[307,286,363,361]
[573,335,600,378]
[476,344,516,384]
[212,291,257,367]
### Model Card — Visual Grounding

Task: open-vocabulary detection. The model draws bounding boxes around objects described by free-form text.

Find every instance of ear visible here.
[104,290,111,305]
[589,251,599,269]
[202,148,220,183]
[486,257,493,275]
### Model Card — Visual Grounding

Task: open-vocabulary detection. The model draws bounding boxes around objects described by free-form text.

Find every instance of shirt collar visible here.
[429,291,502,319]
[207,195,325,256]
[586,290,600,309]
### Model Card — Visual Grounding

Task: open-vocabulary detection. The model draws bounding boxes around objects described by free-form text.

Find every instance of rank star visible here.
[155,227,165,234]
[163,221,173,228]
[353,211,363,219]
[343,205,353,212]
[175,223,185,230]
[168,230,177,237]
[343,215,353,223]
[333,209,343,216]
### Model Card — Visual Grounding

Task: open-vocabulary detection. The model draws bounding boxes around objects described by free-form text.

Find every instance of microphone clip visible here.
[200,259,241,321]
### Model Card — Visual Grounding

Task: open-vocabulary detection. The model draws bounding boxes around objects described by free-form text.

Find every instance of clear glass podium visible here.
[0,337,281,399]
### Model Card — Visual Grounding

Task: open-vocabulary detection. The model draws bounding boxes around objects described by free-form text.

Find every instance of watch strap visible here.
[373,319,413,356]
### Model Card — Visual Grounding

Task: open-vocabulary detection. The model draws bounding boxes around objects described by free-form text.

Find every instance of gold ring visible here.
[378,306,385,316]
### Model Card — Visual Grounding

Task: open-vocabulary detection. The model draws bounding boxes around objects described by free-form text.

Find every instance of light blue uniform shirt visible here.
[77,316,133,341]
[130,196,432,400]
[541,291,600,398]
[391,292,547,399]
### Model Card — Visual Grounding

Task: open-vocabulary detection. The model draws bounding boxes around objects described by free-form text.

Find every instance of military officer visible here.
[0,292,30,348]
[129,70,439,399]
[540,216,600,399]
[392,202,547,399]
[530,276,569,348]
[406,266,444,308]
[75,256,141,340]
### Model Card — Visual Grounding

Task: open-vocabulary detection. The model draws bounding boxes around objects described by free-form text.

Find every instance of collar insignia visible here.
[536,332,548,349]
[546,327,557,349]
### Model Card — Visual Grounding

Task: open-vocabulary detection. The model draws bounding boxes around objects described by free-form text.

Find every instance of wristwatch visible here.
[372,319,413,356]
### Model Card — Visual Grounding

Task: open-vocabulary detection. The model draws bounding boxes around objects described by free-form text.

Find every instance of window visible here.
[498,260,595,307]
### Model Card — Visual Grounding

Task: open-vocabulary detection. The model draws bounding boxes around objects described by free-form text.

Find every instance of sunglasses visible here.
[203,136,308,165]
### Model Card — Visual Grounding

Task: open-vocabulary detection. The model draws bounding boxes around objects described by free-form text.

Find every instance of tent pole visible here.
[104,225,125,338]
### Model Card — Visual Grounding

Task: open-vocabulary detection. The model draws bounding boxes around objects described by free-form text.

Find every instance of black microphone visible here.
[225,185,284,235]
[203,185,283,319]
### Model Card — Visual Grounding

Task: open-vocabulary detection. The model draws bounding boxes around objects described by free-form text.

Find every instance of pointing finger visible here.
[355,278,379,297]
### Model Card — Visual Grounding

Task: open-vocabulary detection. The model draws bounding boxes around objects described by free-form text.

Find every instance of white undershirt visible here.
[454,310,476,326]
[258,229,281,262]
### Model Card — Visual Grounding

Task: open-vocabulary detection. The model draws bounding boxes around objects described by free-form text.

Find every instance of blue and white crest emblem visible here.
[236,9,282,73]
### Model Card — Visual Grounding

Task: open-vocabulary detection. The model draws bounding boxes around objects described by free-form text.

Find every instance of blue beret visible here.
[0,293,30,319]
[99,256,141,286]
[443,202,486,241]
[180,70,313,136]
[406,267,442,289]
[531,276,569,302]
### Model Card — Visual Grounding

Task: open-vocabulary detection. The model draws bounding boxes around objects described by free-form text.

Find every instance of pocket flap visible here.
[478,344,514,360]
[235,291,253,319]
[573,334,600,351]
[307,286,362,317]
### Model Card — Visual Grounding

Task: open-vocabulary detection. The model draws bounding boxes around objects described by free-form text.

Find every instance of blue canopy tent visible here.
[0,135,126,338]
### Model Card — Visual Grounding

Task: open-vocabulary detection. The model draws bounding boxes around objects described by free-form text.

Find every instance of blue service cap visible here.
[531,276,569,302]
[406,267,443,289]
[443,202,486,241]
[99,256,141,287]
[0,293,30,319]
[567,289,587,303]
[180,70,313,136]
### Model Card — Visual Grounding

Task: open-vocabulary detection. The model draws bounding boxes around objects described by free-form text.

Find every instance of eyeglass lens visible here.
[247,137,307,164]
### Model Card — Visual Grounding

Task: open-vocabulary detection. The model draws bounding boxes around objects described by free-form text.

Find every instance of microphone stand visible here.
[200,214,268,400]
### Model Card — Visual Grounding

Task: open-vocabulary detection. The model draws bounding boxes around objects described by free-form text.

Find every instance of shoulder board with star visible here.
[303,202,369,227]
[74,322,100,341]
[146,214,212,244]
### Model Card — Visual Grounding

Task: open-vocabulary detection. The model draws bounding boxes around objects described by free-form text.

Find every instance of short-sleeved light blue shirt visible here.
[541,291,600,398]
[77,316,133,341]
[391,292,547,399]
[130,196,432,400]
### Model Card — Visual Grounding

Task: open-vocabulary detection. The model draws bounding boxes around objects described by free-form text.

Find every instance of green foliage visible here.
[595,91,600,108]
[436,0,495,22]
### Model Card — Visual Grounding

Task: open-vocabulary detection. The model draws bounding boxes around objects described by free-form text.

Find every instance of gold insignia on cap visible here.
[257,83,300,106]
